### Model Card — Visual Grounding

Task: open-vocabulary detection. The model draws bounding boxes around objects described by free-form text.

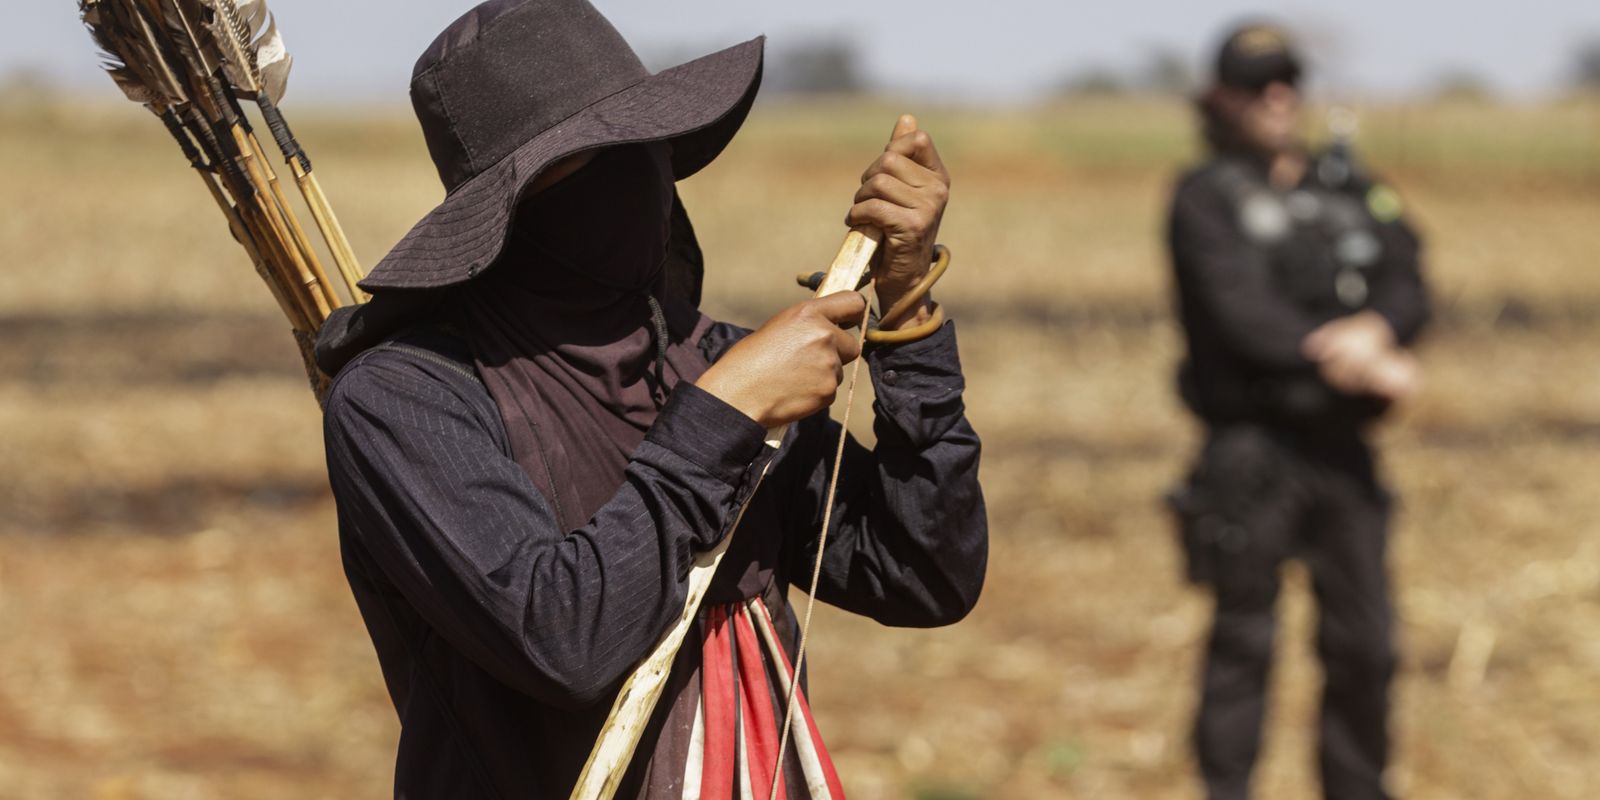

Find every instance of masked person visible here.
[314,1,985,797]
[1165,23,1431,800]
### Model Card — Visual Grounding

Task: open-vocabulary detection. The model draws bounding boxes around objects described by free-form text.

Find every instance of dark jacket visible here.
[321,320,987,798]
[1166,151,1431,431]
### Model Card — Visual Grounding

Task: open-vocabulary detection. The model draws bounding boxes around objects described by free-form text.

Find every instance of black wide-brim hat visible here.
[358,0,764,292]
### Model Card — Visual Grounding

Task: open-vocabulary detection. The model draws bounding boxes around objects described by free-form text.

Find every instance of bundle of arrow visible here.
[80,0,365,399]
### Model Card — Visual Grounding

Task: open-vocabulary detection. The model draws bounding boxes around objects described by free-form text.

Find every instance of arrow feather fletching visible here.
[254,15,292,103]
[203,0,293,103]
[154,0,223,82]
[80,0,190,109]
[82,2,153,103]
[201,0,261,96]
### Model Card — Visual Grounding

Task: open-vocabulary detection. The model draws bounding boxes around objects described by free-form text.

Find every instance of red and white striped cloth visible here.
[684,598,846,800]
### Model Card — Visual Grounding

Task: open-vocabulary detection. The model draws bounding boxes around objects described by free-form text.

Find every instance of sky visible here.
[11,1,1600,104]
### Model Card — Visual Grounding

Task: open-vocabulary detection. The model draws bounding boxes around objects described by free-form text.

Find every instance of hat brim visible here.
[359,36,765,292]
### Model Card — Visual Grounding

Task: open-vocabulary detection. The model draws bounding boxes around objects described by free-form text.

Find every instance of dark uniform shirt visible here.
[321,320,987,798]
[1166,151,1431,430]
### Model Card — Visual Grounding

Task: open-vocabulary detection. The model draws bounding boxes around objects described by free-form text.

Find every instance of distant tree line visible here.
[1056,47,1194,98]
[642,36,868,96]
[1575,37,1600,93]
[765,36,866,95]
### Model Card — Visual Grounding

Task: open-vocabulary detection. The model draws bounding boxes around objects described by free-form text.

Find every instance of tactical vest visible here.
[1211,149,1395,322]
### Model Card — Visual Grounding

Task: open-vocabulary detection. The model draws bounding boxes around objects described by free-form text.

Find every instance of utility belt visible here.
[1166,419,1386,586]
[1177,361,1389,432]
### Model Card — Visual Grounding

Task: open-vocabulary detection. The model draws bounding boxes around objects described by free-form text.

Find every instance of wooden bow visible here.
[568,227,882,800]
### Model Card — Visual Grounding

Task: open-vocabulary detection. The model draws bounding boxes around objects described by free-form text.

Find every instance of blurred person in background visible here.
[312,0,986,797]
[1164,22,1431,800]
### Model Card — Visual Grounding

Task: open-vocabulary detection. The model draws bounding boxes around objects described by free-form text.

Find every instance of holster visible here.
[1166,425,1299,586]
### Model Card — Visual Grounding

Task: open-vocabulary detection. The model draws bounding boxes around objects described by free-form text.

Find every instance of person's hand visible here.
[847,114,951,329]
[1304,310,1391,394]
[1302,311,1417,401]
[1364,350,1422,404]
[695,292,868,429]
[1303,311,1395,370]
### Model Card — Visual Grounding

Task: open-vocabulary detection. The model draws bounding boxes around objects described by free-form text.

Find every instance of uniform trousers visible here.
[1179,424,1396,800]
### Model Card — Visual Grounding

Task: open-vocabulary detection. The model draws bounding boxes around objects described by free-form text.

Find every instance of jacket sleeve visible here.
[322,353,776,709]
[1364,204,1432,346]
[779,322,988,628]
[1169,178,1324,371]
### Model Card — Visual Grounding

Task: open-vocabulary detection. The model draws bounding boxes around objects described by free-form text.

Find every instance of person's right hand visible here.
[695,292,868,429]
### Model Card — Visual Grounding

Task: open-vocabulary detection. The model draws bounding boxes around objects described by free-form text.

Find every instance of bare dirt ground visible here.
[1,97,1598,798]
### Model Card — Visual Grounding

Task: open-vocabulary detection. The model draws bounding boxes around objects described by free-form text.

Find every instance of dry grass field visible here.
[1,93,1598,799]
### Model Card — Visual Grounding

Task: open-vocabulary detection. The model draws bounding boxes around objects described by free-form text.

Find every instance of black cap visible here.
[1215,23,1303,90]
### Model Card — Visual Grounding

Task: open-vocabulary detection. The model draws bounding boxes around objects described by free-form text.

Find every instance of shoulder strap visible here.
[371,339,483,386]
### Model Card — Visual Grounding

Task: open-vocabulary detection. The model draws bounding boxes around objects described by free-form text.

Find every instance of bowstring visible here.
[767,295,873,799]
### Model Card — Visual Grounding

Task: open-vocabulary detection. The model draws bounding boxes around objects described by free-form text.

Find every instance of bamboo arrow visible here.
[81,0,357,399]
[158,0,340,321]
[203,0,368,303]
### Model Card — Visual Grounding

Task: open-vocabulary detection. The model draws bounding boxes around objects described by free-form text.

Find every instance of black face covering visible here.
[456,142,714,530]
[511,142,677,294]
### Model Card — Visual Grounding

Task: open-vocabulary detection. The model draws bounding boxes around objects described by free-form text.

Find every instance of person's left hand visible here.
[1303,311,1418,401]
[847,114,951,329]
[1303,311,1395,367]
